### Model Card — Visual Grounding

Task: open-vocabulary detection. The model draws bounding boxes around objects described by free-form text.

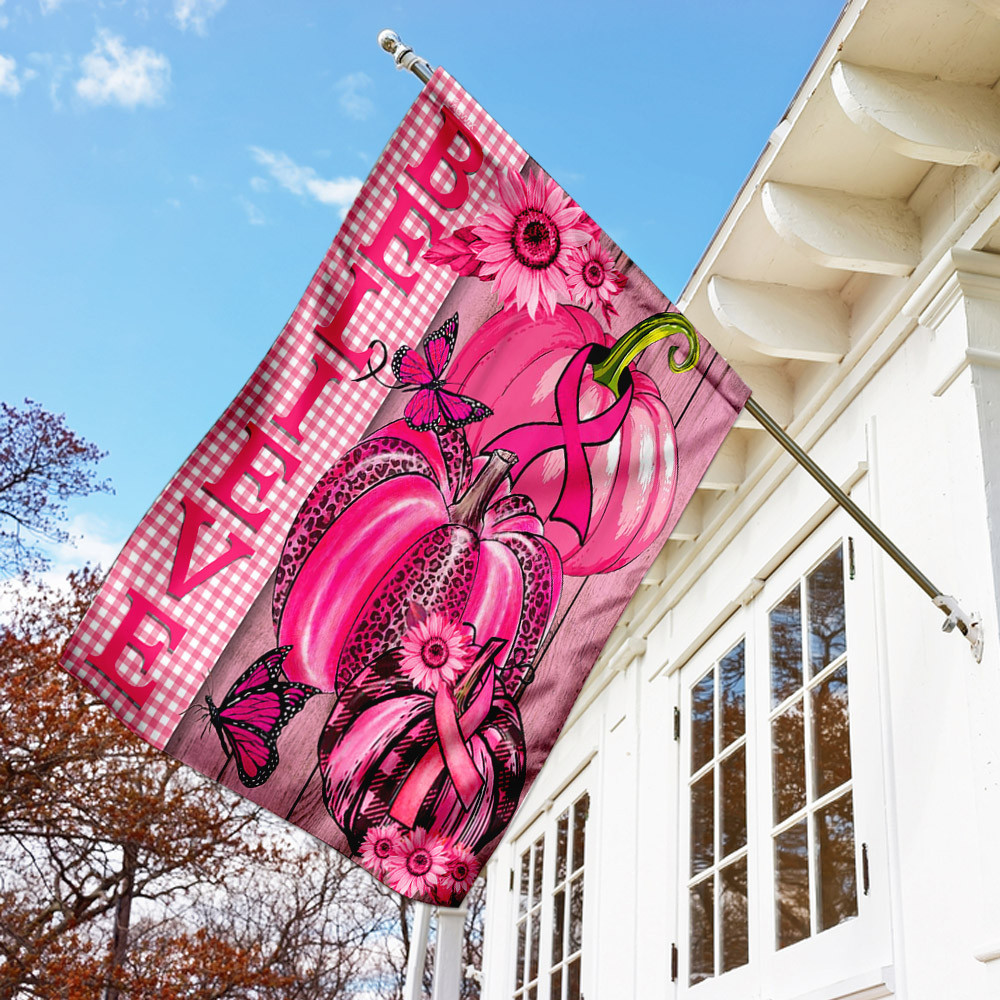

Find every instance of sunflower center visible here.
[453,862,469,880]
[407,849,432,876]
[421,638,449,669]
[374,839,394,859]
[511,209,561,270]
[584,260,605,287]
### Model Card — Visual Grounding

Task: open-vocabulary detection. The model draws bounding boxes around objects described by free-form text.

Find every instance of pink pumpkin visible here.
[319,638,524,854]
[272,421,562,694]
[448,304,697,576]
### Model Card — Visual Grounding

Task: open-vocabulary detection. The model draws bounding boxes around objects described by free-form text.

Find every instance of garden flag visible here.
[62,70,749,906]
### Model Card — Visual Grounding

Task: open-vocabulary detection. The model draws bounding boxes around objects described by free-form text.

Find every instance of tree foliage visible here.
[0,569,413,998]
[0,400,113,574]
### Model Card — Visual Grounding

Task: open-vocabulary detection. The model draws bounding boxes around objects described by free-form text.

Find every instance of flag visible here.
[61,70,749,906]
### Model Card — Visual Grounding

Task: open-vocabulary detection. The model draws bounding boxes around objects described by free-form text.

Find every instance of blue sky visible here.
[0,0,846,576]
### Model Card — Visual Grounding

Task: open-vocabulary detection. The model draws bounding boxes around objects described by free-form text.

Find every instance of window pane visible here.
[772,700,806,823]
[721,857,749,973]
[519,851,530,915]
[555,810,569,884]
[572,794,589,873]
[528,988,537,1000]
[550,968,562,1000]
[516,921,526,988]
[816,793,858,931]
[720,641,746,749]
[775,820,810,950]
[689,876,714,985]
[692,671,715,772]
[721,746,746,857]
[812,663,852,798]
[569,875,584,954]
[532,838,544,906]
[808,547,846,673]
[567,958,581,1000]
[771,584,803,707]
[691,771,715,875]
[551,888,565,964]
[529,912,540,982]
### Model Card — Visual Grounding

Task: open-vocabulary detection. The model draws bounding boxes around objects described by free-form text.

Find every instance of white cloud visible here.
[0,514,125,618]
[0,54,21,96]
[237,195,265,226]
[335,71,374,121]
[29,51,72,108]
[249,146,362,218]
[172,0,225,34]
[249,175,268,193]
[76,30,170,108]
[39,0,64,13]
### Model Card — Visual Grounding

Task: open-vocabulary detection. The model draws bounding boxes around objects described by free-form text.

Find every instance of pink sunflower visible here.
[436,842,480,902]
[566,238,628,322]
[472,168,592,318]
[399,612,474,693]
[359,824,404,878]
[385,828,450,898]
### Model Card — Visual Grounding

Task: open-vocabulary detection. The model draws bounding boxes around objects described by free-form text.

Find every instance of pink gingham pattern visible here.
[61,70,527,749]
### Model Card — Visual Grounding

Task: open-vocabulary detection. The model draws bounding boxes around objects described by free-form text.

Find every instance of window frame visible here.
[676,519,892,998]
[508,767,593,1000]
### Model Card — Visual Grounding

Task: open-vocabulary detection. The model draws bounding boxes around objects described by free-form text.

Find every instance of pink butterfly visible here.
[391,314,491,432]
[204,646,319,787]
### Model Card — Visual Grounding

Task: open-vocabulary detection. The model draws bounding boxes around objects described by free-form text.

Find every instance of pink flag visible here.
[62,70,749,906]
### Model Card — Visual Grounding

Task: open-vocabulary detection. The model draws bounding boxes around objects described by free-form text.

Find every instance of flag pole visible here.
[745,397,981,660]
[376,30,983,663]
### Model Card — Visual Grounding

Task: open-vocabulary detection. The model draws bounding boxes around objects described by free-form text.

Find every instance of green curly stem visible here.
[590,311,701,398]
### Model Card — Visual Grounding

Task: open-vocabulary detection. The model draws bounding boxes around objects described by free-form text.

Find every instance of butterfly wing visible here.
[227,645,292,699]
[220,721,279,787]
[392,346,433,386]
[207,647,321,787]
[404,388,443,431]
[423,314,458,380]
[436,390,493,430]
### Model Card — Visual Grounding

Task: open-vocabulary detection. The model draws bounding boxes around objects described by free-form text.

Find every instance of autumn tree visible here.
[0,399,112,574]
[0,569,411,999]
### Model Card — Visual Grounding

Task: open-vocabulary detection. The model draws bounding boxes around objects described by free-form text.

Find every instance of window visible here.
[511,773,591,1000]
[677,527,890,996]
[688,639,749,984]
[770,546,857,950]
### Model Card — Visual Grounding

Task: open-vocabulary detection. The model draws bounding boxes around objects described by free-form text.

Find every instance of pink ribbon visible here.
[485,347,634,541]
[390,666,495,827]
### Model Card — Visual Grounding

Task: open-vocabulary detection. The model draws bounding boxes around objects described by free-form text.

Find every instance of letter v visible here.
[168,495,255,599]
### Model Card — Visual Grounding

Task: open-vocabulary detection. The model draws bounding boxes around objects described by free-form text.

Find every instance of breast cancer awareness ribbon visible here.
[390,665,496,826]
[484,346,634,542]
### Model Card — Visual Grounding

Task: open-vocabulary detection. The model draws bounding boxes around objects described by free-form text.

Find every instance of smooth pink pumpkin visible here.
[319,638,524,855]
[272,420,562,694]
[447,304,698,576]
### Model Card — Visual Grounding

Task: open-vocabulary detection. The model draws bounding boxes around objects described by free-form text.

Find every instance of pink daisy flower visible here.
[436,842,480,902]
[359,824,404,878]
[472,169,592,318]
[566,238,628,323]
[399,612,474,693]
[385,828,450,898]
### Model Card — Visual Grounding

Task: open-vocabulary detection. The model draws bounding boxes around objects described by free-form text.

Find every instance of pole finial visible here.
[376,28,433,85]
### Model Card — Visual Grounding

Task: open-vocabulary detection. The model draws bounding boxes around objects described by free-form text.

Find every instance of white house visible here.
[477,0,1000,997]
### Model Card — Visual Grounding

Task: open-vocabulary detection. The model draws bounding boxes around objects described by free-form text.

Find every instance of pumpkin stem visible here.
[449,449,517,528]
[590,311,701,397]
[454,636,507,711]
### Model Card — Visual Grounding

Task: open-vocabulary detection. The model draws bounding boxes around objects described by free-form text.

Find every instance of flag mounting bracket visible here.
[378,30,433,85]
[745,396,983,662]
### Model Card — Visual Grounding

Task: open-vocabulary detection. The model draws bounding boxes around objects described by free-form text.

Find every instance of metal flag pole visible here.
[376,31,984,663]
